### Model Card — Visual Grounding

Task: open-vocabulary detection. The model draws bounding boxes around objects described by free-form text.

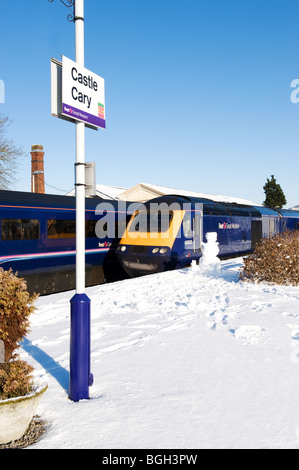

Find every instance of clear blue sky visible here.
[0,0,299,207]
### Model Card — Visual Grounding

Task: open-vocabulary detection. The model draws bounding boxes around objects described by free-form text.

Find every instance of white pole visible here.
[75,0,85,294]
[69,0,92,402]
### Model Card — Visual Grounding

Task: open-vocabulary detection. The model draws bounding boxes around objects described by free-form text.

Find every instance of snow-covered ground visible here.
[20,257,299,449]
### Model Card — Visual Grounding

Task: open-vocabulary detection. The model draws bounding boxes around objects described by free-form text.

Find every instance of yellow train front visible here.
[115,196,202,277]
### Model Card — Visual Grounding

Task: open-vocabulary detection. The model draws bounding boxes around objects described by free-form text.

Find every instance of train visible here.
[0,190,132,295]
[115,194,299,278]
[1,190,298,294]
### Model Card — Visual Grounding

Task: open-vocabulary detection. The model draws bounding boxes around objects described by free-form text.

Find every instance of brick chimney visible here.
[31,145,45,194]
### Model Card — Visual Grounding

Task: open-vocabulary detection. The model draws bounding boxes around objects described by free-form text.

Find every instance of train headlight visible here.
[120,246,127,252]
[152,248,159,254]
[159,248,168,254]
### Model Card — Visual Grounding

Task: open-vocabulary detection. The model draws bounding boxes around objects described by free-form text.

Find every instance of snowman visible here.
[199,232,221,275]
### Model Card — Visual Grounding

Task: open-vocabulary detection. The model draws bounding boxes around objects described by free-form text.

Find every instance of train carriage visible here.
[276,208,299,232]
[0,190,131,295]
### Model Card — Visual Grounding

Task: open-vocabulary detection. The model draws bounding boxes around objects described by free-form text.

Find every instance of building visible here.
[65,181,261,206]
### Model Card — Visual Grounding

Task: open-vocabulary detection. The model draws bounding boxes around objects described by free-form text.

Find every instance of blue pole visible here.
[69,293,93,401]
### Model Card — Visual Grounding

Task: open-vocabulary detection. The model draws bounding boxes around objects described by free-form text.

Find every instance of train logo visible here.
[218,222,240,229]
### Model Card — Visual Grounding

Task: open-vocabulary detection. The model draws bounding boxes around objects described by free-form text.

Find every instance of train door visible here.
[262,215,279,238]
[269,217,277,236]
[251,220,262,250]
[192,207,202,253]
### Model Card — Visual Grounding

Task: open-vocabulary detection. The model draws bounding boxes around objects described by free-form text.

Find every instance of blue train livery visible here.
[0,190,131,295]
[116,195,299,278]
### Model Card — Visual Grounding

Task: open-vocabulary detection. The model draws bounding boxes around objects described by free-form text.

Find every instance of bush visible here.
[0,268,38,399]
[240,230,299,286]
[0,360,34,400]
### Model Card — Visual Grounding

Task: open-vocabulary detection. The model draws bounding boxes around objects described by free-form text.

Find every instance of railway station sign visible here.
[62,55,105,129]
[51,56,105,130]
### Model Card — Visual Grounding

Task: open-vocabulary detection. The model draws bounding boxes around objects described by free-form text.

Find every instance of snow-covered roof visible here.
[66,181,262,206]
[93,184,128,200]
[66,184,128,200]
[118,182,262,206]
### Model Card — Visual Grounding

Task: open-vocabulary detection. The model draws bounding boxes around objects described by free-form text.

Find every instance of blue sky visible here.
[0,0,299,207]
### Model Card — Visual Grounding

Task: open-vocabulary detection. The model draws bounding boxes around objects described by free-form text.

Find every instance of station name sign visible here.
[61,56,105,129]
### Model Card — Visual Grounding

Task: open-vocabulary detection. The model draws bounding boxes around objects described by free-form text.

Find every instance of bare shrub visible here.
[240,230,299,286]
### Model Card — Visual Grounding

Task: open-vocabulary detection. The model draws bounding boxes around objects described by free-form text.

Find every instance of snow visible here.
[137,182,262,206]
[66,184,128,200]
[19,257,299,449]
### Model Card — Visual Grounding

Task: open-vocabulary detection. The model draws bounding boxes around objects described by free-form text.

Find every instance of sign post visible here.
[50,0,105,401]
[68,0,93,402]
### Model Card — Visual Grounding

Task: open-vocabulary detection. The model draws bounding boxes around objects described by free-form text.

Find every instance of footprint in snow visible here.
[290,329,299,364]
[229,325,266,345]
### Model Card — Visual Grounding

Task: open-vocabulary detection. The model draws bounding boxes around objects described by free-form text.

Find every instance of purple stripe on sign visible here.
[62,103,106,129]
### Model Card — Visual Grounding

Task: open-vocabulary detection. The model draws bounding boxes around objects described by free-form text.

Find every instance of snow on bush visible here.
[240,230,299,286]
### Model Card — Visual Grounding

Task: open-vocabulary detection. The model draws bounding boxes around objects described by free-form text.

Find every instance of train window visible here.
[194,214,201,237]
[183,215,193,238]
[128,211,173,233]
[86,220,97,238]
[1,219,40,241]
[47,219,98,239]
[47,219,76,239]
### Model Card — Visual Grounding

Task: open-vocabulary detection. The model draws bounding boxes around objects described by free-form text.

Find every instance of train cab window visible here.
[129,211,173,233]
[1,219,40,241]
[154,211,173,232]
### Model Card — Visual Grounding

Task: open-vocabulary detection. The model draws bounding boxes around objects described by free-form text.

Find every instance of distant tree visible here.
[263,175,287,209]
[0,114,24,189]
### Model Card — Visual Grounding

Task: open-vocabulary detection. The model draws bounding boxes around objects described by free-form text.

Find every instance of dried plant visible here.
[0,268,38,399]
[240,230,299,286]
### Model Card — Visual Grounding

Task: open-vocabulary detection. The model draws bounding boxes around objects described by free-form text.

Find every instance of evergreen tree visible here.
[263,175,287,209]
